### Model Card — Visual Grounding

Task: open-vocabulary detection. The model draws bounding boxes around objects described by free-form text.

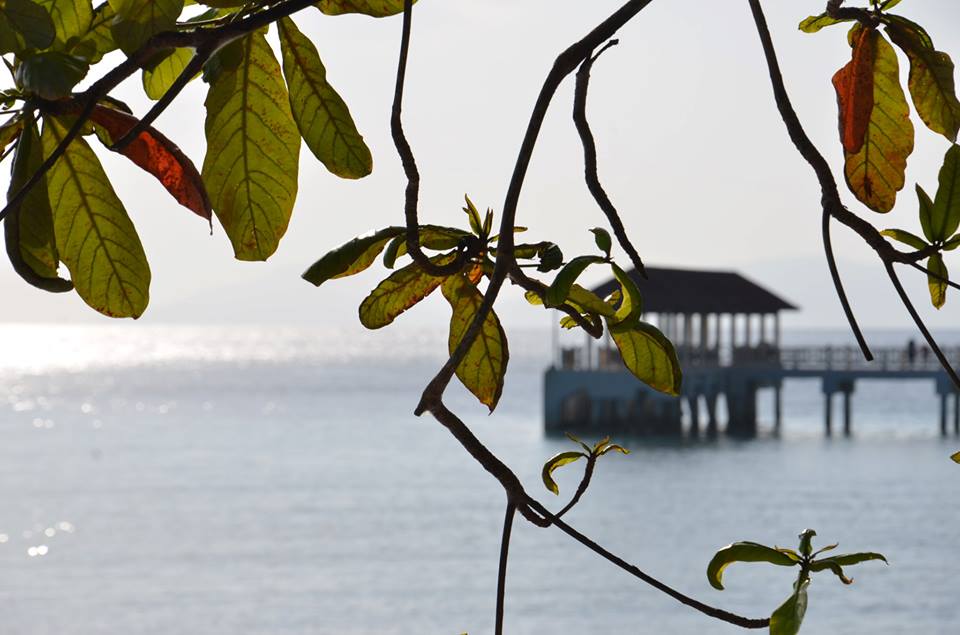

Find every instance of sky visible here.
[1,0,959,334]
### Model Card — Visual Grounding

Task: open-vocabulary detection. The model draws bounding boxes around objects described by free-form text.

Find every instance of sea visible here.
[0,324,957,635]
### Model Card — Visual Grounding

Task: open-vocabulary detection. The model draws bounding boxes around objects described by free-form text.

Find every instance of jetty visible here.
[544,266,960,438]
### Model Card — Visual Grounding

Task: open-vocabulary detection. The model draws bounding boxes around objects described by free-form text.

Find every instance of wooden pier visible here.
[543,265,960,438]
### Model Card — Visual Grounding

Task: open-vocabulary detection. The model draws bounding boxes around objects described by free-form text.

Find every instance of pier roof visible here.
[591,266,797,314]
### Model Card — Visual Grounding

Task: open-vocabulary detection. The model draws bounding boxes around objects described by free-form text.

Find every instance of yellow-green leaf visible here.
[609,320,681,396]
[926,252,947,309]
[950,450,960,463]
[843,30,915,213]
[707,541,798,591]
[302,226,404,286]
[917,184,935,242]
[36,0,93,49]
[769,580,809,635]
[799,13,851,34]
[70,1,117,63]
[441,273,509,411]
[5,0,55,49]
[358,253,451,329]
[202,33,301,261]
[930,144,960,241]
[541,451,585,495]
[315,0,411,17]
[4,116,72,292]
[278,17,371,180]
[880,228,927,250]
[886,17,960,142]
[142,47,194,100]
[610,261,643,326]
[546,255,605,307]
[110,0,181,55]
[41,116,150,317]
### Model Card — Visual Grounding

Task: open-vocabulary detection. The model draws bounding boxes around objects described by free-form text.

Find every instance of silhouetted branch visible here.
[885,261,960,388]
[525,497,771,629]
[495,502,516,635]
[391,0,474,277]
[573,40,646,278]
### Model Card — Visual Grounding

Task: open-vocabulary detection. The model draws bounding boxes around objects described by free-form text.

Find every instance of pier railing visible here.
[559,345,960,373]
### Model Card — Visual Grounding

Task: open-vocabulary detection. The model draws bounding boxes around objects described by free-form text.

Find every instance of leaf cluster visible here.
[0,0,388,316]
[708,529,887,635]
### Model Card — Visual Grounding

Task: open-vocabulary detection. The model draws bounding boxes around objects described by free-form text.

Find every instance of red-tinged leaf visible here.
[843,30,915,213]
[833,26,876,154]
[89,104,211,223]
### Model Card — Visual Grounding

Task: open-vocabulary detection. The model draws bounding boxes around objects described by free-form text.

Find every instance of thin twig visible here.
[495,503,516,635]
[910,261,960,292]
[573,39,646,278]
[391,0,474,277]
[885,261,960,388]
[822,210,873,359]
[555,455,596,518]
[525,497,770,629]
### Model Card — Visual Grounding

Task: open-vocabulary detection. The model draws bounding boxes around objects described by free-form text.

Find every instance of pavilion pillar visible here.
[714,313,722,352]
[700,313,708,353]
[775,313,782,350]
[760,314,768,344]
[745,314,752,347]
[684,314,693,351]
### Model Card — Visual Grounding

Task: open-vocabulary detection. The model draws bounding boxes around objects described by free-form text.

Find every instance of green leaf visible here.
[41,116,150,317]
[927,253,948,309]
[597,443,629,457]
[541,451,585,495]
[278,17,372,180]
[811,551,887,584]
[610,262,643,326]
[0,13,22,54]
[463,195,483,237]
[0,116,23,151]
[202,33,301,261]
[842,30,915,213]
[109,0,181,56]
[880,228,927,249]
[302,226,404,286]
[917,184,936,242]
[944,234,960,250]
[536,242,563,273]
[70,1,117,63]
[358,253,452,329]
[315,0,411,18]
[798,529,816,558]
[609,321,682,396]
[567,284,616,318]
[775,547,802,563]
[590,227,611,257]
[142,47,193,100]
[930,145,960,241]
[769,580,809,635]
[565,432,592,454]
[706,541,798,591]
[4,116,72,292]
[886,17,960,142]
[880,0,904,9]
[799,13,852,34]
[442,273,509,411]
[382,225,469,268]
[16,52,88,99]
[546,255,605,307]
[4,0,55,49]
[36,0,93,49]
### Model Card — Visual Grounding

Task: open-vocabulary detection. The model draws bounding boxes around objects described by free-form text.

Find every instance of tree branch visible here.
[525,497,770,629]
[572,39,646,278]
[391,0,474,277]
[885,261,960,388]
[495,502,516,635]
[910,261,960,292]
[555,454,596,519]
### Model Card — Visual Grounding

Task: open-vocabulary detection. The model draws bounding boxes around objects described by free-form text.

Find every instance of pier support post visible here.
[689,395,700,439]
[774,384,782,436]
[842,391,852,438]
[940,393,948,437]
[706,393,719,438]
[824,392,833,437]
[954,392,959,436]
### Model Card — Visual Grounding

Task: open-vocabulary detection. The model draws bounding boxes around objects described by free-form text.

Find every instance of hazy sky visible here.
[1,0,959,333]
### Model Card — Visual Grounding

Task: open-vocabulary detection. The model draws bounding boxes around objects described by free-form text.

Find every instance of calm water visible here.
[0,325,957,634]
